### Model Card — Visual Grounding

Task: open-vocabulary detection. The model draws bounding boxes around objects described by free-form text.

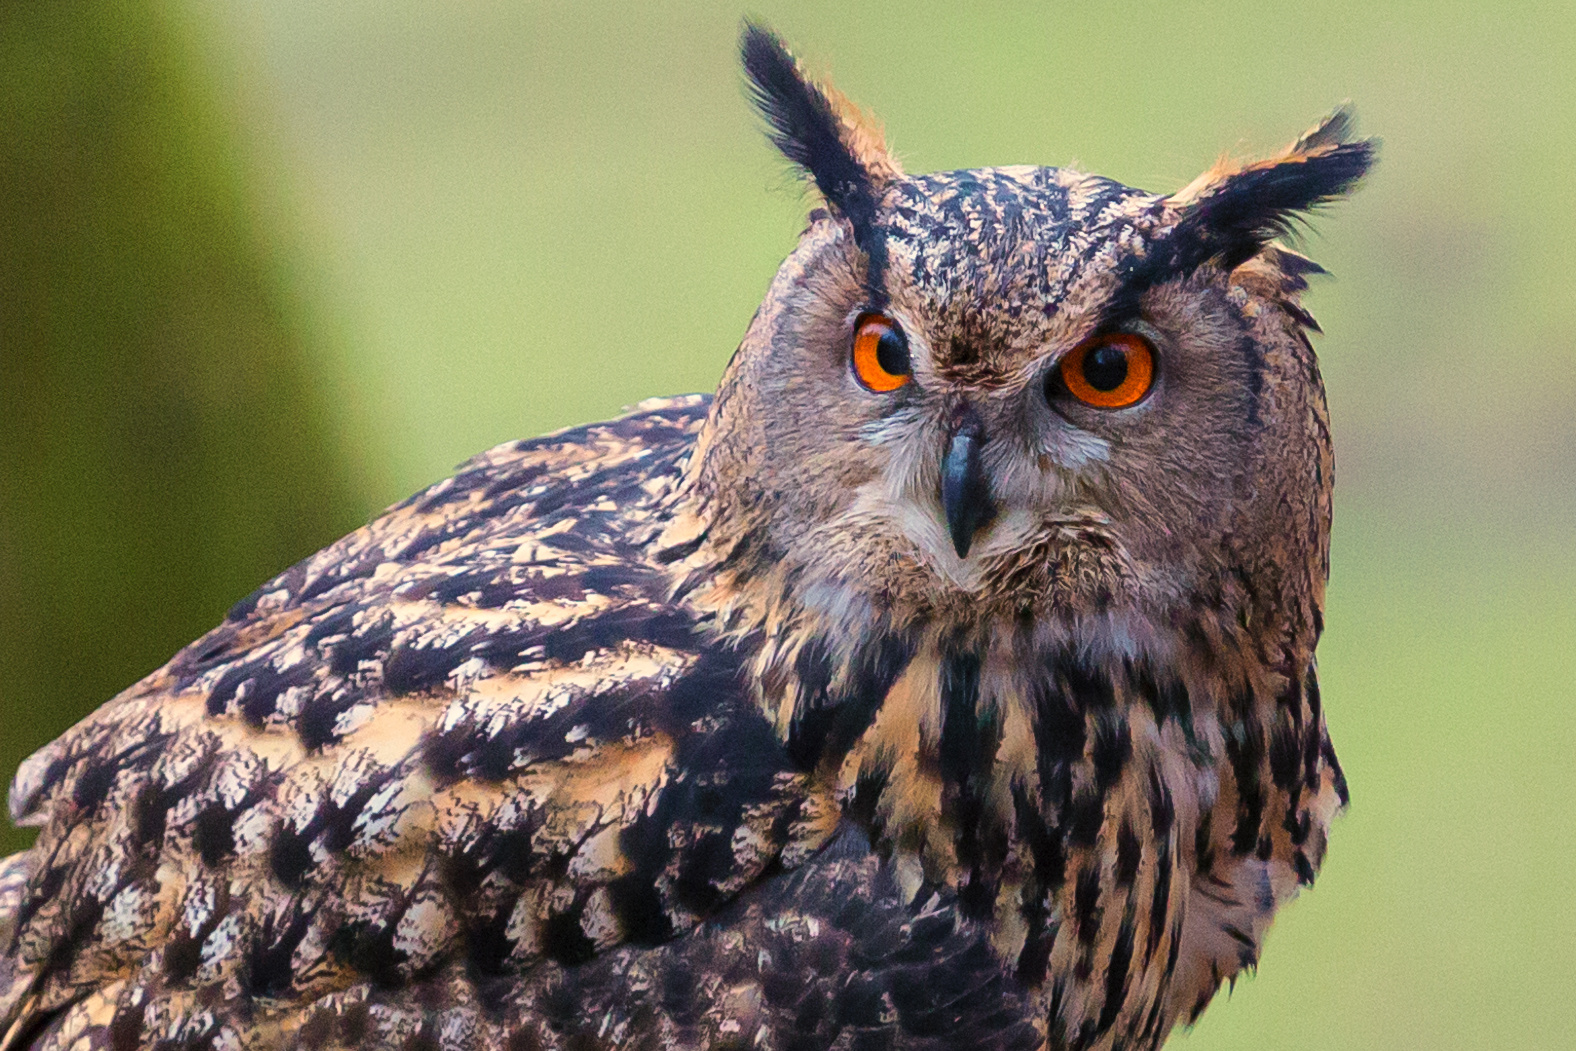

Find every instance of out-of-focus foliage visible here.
[2,0,1573,1047]
[0,0,365,855]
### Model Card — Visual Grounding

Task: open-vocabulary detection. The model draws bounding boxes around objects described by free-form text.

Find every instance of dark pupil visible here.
[1082,344,1129,391]
[875,328,910,375]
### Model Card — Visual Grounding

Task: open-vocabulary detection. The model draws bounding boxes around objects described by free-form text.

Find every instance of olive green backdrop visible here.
[1,1,1571,1048]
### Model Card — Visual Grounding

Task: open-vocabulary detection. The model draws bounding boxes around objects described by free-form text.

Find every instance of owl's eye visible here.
[851,313,912,392]
[1055,333,1155,409]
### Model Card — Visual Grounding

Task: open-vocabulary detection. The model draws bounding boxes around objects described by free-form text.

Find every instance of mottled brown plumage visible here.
[0,24,1371,1051]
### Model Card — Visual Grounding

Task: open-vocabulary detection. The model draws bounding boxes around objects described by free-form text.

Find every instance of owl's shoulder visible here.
[228,393,713,631]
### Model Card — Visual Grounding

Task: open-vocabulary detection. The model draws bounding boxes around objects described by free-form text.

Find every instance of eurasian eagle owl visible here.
[0,23,1372,1051]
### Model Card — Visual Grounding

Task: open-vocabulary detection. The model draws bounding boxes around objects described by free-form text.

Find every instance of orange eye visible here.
[851,313,912,392]
[1057,332,1156,409]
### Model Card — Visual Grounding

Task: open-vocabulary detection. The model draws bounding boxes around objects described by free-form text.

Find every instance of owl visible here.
[0,23,1371,1051]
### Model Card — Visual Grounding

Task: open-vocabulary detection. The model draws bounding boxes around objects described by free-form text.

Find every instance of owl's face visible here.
[685,30,1368,663]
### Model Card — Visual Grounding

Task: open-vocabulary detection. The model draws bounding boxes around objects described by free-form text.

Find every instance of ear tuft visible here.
[1162,107,1377,274]
[740,21,899,231]
[1289,107,1357,155]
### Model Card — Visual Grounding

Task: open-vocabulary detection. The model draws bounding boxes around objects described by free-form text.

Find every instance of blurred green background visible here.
[1,0,1571,1047]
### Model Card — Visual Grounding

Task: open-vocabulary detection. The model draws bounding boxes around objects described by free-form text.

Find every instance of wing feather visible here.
[0,396,837,1049]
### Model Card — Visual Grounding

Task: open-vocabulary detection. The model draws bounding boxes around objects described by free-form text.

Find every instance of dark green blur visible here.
[0,0,365,854]
[0,1,1571,1048]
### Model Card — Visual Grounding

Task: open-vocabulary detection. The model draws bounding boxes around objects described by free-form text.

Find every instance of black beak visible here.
[941,409,996,558]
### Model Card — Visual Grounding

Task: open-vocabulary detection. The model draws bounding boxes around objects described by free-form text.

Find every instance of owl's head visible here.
[676,25,1373,672]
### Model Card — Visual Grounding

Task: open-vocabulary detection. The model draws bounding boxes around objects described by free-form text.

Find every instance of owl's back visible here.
[0,396,859,1049]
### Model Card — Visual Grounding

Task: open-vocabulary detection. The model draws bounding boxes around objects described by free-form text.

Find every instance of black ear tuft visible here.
[1160,108,1377,275]
[740,22,881,234]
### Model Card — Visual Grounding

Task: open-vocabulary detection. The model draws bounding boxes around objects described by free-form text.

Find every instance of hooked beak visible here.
[940,408,996,558]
